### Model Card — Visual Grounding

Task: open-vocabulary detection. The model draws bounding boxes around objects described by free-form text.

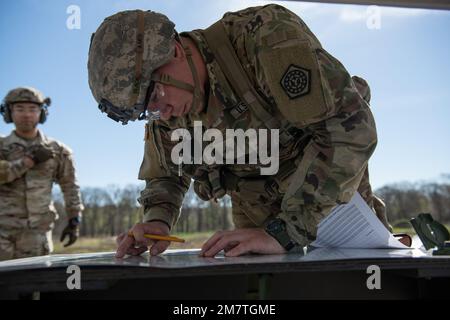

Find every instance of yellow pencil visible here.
[128,232,185,243]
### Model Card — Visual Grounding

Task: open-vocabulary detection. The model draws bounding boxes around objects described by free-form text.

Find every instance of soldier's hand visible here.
[60,217,80,247]
[22,156,35,168]
[116,221,170,258]
[200,228,286,257]
[27,144,54,164]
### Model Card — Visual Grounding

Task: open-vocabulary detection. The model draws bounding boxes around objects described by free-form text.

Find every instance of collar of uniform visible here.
[8,129,46,146]
[187,88,225,129]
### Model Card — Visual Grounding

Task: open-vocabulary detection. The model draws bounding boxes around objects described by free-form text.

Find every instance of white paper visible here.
[311,192,409,249]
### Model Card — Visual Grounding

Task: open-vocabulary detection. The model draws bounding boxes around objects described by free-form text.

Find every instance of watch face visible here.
[268,219,284,233]
[266,219,297,251]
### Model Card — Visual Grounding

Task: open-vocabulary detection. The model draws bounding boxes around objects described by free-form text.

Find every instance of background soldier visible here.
[0,87,83,261]
[88,4,392,258]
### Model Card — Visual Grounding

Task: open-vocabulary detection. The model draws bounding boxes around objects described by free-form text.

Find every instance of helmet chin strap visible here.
[150,42,204,116]
[183,44,203,115]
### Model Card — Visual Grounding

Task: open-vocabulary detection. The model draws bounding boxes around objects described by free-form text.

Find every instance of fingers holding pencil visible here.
[128,232,185,243]
[116,221,173,258]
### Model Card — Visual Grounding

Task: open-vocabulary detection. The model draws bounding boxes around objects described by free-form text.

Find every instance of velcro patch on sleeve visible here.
[259,40,334,127]
[138,122,170,179]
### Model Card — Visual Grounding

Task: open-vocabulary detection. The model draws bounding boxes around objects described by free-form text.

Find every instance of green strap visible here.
[151,73,195,93]
[151,42,203,115]
[283,142,318,201]
[183,45,203,108]
[201,22,281,131]
[208,169,226,199]
[0,160,8,182]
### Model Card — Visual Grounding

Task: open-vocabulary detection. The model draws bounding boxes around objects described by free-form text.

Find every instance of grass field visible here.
[53,231,214,254]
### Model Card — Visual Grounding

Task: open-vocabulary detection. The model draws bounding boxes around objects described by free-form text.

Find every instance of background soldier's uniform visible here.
[137,4,391,248]
[0,130,83,260]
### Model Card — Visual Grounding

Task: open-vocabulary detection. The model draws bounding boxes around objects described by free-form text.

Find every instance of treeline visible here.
[376,180,450,226]
[53,178,450,236]
[53,183,233,237]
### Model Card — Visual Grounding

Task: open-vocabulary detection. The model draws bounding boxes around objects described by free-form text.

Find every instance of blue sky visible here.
[1,0,449,189]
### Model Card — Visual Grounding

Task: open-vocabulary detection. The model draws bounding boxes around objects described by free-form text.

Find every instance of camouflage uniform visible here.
[0,130,83,260]
[136,4,391,248]
[88,4,391,249]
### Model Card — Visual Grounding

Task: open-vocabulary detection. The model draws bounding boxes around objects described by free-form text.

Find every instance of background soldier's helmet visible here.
[1,87,51,124]
[88,10,176,124]
[4,87,50,106]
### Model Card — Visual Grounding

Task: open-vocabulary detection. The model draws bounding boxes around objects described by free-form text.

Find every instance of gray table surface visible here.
[0,246,443,272]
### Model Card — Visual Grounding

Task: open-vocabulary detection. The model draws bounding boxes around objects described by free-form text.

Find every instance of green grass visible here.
[53,231,214,254]
[392,224,450,236]
[53,236,117,254]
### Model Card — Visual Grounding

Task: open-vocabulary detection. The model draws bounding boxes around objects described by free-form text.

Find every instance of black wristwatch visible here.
[265,218,298,251]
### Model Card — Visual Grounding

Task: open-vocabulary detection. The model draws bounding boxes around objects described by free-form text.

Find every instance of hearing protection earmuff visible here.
[0,97,51,124]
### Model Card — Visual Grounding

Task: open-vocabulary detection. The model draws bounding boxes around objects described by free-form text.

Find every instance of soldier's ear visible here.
[173,41,185,62]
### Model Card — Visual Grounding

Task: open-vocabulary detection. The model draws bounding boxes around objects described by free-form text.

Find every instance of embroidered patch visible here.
[280,64,311,99]
[230,101,248,119]
[258,40,333,127]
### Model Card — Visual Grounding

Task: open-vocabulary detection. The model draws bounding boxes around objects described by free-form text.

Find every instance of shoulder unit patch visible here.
[280,64,311,99]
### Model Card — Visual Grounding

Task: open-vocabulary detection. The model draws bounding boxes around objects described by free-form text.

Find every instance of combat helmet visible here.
[0,87,51,124]
[88,10,202,125]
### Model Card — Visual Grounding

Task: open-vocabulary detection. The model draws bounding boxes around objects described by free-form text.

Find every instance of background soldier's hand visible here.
[22,156,35,168]
[27,144,54,164]
[116,221,170,258]
[60,217,80,247]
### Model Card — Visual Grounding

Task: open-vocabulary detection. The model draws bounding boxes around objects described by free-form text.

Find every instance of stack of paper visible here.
[311,192,409,249]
